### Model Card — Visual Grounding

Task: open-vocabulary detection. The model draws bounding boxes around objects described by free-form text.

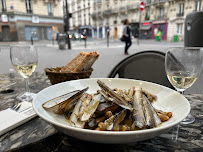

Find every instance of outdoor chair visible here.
[108,50,174,89]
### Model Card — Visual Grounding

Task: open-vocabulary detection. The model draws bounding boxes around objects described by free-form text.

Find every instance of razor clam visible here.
[99,89,131,110]
[97,80,131,110]
[98,89,114,102]
[42,90,81,112]
[96,101,113,112]
[96,104,119,119]
[80,93,101,121]
[143,95,156,128]
[131,86,146,129]
[144,95,161,126]
[114,89,131,103]
[70,94,86,128]
[112,109,127,131]
[143,90,157,102]
[128,86,135,99]
[98,114,117,130]
[97,90,107,103]
[78,94,92,117]
[99,110,126,131]
[55,87,89,114]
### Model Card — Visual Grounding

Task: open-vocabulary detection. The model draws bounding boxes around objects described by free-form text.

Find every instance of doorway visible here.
[114,27,117,38]
[2,25,10,41]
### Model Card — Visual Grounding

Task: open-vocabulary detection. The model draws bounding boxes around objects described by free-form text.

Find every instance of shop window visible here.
[1,0,6,12]
[177,23,183,35]
[48,2,53,16]
[25,0,32,13]
[177,3,184,16]
[195,1,201,11]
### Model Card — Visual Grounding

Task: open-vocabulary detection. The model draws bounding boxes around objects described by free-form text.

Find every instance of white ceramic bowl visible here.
[33,78,190,144]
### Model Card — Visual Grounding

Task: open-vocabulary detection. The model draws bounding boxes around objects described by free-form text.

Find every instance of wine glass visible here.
[165,47,203,124]
[10,45,38,102]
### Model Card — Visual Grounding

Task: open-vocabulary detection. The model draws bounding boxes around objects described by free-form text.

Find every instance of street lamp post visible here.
[64,0,71,49]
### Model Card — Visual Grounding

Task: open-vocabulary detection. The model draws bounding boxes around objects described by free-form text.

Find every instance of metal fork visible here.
[10,103,22,111]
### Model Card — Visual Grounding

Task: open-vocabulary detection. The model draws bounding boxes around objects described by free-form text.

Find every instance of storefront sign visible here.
[32,16,39,23]
[140,22,152,30]
[143,22,150,25]
[153,20,167,24]
[1,14,8,23]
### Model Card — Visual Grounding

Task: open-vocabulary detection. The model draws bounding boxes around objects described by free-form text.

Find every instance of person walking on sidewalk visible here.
[122,19,132,55]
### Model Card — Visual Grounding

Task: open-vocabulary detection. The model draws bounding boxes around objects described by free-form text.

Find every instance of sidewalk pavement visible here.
[0,38,184,48]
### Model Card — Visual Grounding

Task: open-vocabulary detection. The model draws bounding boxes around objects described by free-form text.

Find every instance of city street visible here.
[0,39,202,94]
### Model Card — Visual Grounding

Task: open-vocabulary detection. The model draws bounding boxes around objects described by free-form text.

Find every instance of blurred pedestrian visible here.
[56,32,59,42]
[122,19,132,55]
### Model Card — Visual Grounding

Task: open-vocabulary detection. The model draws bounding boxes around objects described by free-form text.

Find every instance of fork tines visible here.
[10,103,22,111]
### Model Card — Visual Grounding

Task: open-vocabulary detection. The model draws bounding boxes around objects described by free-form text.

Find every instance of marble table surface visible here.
[0,72,203,152]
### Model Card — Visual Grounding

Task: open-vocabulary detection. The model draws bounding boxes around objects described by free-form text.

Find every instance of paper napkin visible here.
[0,101,37,136]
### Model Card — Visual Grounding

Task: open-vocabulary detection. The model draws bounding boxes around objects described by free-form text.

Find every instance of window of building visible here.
[177,23,183,35]
[48,2,53,16]
[195,1,201,11]
[98,6,101,12]
[121,0,125,6]
[25,0,32,13]
[145,9,150,20]
[99,20,103,26]
[1,0,6,12]
[146,0,151,4]
[106,18,109,25]
[159,7,164,18]
[178,3,184,15]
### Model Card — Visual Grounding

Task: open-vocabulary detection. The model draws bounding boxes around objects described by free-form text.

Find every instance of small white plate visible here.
[33,78,190,144]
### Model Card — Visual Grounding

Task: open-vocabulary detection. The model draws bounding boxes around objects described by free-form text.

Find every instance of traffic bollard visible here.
[84,29,87,48]
[106,29,109,47]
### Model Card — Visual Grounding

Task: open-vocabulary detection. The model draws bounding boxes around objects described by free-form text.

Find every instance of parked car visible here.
[71,33,79,40]
[71,32,86,40]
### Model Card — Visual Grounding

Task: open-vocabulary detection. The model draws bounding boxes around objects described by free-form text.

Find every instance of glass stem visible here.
[25,77,30,93]
[178,91,184,95]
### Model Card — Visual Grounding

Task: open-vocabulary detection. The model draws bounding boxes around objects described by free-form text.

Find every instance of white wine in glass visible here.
[167,71,198,93]
[10,45,38,102]
[165,47,203,124]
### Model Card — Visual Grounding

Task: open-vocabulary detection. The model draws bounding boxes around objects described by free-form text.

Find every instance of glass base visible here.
[180,114,195,125]
[16,92,36,102]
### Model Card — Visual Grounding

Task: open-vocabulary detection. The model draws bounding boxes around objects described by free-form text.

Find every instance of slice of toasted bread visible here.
[61,51,99,72]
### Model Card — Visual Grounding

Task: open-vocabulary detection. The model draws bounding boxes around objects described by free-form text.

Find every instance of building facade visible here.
[83,0,202,41]
[69,0,93,37]
[0,0,64,41]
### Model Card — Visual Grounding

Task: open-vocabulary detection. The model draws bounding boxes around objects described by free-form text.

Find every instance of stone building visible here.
[0,0,64,41]
[69,0,93,37]
[89,0,202,41]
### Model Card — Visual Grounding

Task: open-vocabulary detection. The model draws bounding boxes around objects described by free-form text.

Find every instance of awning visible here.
[140,24,152,30]
[140,26,151,30]
[79,26,92,29]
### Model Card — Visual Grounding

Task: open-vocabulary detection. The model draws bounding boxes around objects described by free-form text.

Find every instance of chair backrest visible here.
[108,50,174,89]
